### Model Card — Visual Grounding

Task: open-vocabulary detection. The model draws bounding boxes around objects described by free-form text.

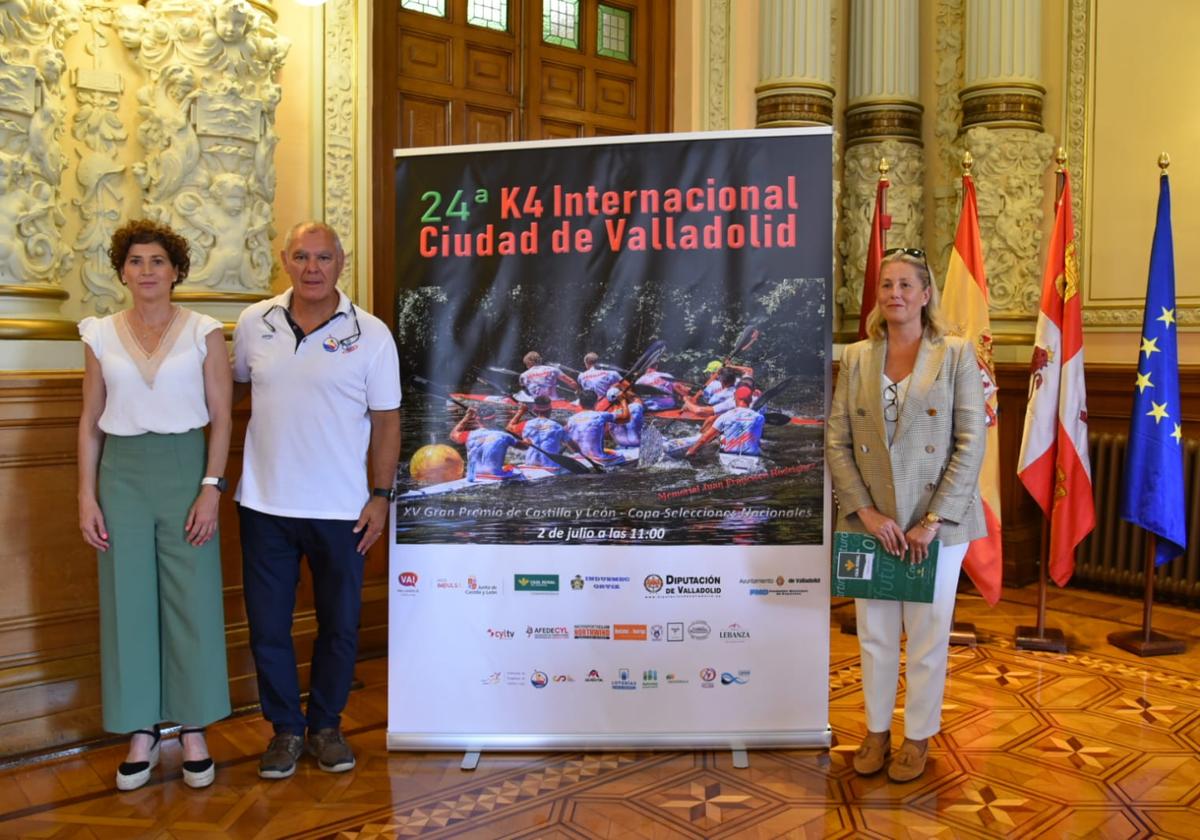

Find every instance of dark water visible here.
[395,393,824,546]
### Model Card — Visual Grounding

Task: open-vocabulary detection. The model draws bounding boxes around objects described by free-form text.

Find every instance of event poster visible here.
[388,129,833,751]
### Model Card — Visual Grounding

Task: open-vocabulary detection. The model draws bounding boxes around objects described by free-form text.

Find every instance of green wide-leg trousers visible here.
[96,429,231,733]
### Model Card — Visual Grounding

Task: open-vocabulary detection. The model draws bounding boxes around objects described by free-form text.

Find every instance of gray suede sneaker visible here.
[259,732,304,779]
[307,727,356,773]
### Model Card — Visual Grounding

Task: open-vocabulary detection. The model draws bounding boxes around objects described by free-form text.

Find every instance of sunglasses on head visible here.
[883,247,927,261]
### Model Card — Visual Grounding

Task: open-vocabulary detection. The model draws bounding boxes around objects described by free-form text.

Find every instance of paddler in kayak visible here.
[507,395,579,474]
[684,385,765,458]
[578,352,621,399]
[605,386,645,447]
[519,351,578,401]
[635,362,690,410]
[566,389,630,462]
[450,407,527,482]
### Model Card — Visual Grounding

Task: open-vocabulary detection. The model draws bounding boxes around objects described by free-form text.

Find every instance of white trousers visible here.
[854,541,968,740]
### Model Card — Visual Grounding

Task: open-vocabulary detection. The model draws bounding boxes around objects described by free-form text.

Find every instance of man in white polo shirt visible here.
[232,221,401,780]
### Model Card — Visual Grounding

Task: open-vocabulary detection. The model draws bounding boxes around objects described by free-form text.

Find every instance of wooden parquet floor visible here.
[3,586,1200,839]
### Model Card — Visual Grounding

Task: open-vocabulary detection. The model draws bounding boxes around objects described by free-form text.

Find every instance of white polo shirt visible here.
[233,289,402,520]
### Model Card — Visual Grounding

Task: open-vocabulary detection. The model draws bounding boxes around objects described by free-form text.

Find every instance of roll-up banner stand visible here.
[388,128,833,751]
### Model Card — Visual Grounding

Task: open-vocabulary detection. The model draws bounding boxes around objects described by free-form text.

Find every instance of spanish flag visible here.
[941,168,1003,606]
[857,174,891,340]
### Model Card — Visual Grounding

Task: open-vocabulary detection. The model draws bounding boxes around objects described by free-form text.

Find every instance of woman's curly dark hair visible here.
[108,219,191,287]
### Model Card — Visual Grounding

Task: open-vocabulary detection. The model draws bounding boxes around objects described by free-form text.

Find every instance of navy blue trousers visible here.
[238,505,365,735]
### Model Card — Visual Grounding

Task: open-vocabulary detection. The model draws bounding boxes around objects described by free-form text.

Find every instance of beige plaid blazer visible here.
[827,333,986,546]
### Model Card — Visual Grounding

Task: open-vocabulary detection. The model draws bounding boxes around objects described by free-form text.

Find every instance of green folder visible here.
[830,531,938,603]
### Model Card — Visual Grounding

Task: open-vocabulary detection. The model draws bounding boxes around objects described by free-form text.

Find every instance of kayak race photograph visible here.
[391,131,832,546]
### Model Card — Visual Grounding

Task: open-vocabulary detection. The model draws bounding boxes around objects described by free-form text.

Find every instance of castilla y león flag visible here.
[941,172,1002,605]
[1017,171,1095,587]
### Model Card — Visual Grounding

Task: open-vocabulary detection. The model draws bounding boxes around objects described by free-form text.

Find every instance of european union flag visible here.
[1119,172,1187,565]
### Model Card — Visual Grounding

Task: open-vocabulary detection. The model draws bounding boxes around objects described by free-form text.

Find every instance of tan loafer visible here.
[852,730,891,775]
[887,737,929,783]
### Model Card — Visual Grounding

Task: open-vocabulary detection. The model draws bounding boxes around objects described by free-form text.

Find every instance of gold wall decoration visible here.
[756,86,835,126]
[844,102,923,146]
[960,84,1045,130]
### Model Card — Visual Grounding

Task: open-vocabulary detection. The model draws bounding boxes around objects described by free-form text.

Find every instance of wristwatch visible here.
[920,511,942,531]
[200,476,227,492]
[372,487,396,502]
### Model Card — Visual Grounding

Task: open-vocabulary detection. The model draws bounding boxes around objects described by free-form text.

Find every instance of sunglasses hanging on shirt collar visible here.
[260,302,362,350]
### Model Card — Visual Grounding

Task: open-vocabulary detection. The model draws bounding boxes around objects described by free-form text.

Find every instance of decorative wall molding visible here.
[0,0,76,325]
[962,125,1054,321]
[704,0,731,131]
[837,139,924,324]
[930,0,964,282]
[324,0,357,295]
[1083,306,1198,327]
[1066,0,1089,244]
[830,0,842,299]
[72,4,128,315]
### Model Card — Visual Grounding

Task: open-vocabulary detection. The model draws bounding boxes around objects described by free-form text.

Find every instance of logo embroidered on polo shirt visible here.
[322,337,340,352]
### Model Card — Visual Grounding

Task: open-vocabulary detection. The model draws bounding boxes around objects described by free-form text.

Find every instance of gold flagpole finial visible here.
[1055,147,1067,173]
[878,158,890,177]
[962,150,974,175]
[1158,152,1170,174]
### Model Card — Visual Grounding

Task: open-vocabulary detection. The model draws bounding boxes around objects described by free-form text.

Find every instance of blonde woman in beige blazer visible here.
[827,249,986,783]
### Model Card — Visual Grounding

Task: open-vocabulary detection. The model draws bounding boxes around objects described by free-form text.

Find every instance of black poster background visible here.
[394,130,831,547]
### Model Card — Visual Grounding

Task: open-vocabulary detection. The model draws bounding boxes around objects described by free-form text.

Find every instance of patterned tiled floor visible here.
[2,585,1199,838]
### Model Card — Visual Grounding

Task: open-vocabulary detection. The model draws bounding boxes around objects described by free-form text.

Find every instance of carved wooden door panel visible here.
[525,0,667,139]
[373,1,673,321]
[391,0,524,148]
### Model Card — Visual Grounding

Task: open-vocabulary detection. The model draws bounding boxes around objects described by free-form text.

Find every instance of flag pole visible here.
[841,158,891,636]
[1108,153,1185,658]
[949,150,980,649]
[878,157,890,252]
[1015,148,1071,654]
[1108,534,1183,655]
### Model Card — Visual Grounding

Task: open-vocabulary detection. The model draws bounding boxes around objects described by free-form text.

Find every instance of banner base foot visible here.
[1014,625,1067,653]
[731,749,749,769]
[1107,629,1185,657]
[461,751,481,771]
[949,621,977,647]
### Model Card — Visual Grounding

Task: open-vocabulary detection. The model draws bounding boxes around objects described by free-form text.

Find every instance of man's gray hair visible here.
[283,221,344,258]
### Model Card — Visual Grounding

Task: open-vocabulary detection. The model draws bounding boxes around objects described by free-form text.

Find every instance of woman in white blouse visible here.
[77,220,232,791]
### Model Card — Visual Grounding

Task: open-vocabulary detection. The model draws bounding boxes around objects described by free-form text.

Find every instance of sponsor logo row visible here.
[487,622,751,642]
[480,667,753,689]
[398,572,816,597]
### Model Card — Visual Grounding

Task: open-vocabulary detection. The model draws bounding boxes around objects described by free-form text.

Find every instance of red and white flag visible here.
[941,171,1002,606]
[858,174,891,340]
[1017,171,1095,586]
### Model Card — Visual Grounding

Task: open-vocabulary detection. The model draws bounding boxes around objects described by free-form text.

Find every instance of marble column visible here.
[755,0,835,127]
[959,0,1054,328]
[838,0,923,334]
